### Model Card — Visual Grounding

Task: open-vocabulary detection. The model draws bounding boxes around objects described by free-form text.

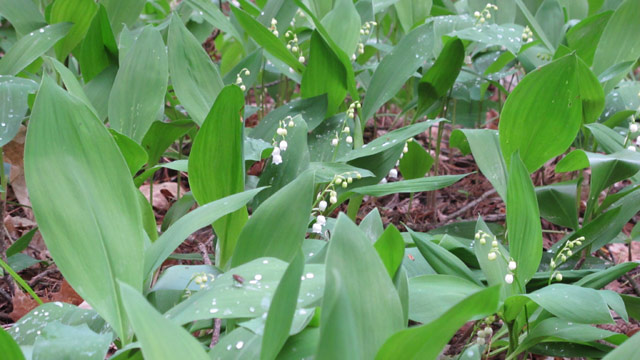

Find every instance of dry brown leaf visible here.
[139,182,184,211]
[50,279,84,306]
[3,126,32,218]
[9,287,39,321]
[608,242,640,263]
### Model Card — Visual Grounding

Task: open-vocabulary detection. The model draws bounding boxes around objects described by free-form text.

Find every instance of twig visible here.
[0,287,11,302]
[198,241,212,266]
[254,79,282,89]
[28,268,58,287]
[443,189,498,223]
[603,245,640,297]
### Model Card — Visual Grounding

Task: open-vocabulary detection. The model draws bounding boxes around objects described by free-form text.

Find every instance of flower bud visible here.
[630,123,638,133]
[312,223,322,234]
[279,140,288,151]
[316,215,326,226]
[341,181,348,188]
[346,136,353,144]
[555,273,563,282]
[347,177,353,183]
[277,127,287,136]
[628,145,637,152]
[505,273,514,284]
[487,252,497,261]
[240,85,246,91]
[477,337,485,345]
[479,238,486,245]
[491,240,498,247]
[288,120,295,127]
[272,154,283,165]
[331,138,339,146]
[298,56,305,63]
[343,126,350,133]
[508,261,517,271]
[272,146,281,156]
[330,196,337,204]
[388,169,398,178]
[335,177,343,185]
[318,200,327,211]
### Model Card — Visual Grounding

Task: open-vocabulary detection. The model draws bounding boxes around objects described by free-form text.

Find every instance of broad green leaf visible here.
[450,129,508,200]
[376,286,500,360]
[45,56,99,118]
[398,141,433,179]
[603,332,640,360]
[50,0,98,60]
[101,0,146,36]
[499,55,581,172]
[76,5,115,82]
[6,228,37,257]
[109,130,148,176]
[0,327,24,360]
[0,76,37,147]
[164,258,324,324]
[210,327,262,359]
[119,282,209,360]
[187,0,243,42]
[395,0,432,33]
[144,188,264,277]
[317,214,404,359]
[249,96,327,139]
[535,181,579,229]
[575,262,639,289]
[411,231,481,285]
[360,210,384,244]
[535,0,564,49]
[232,172,314,267]
[361,21,434,125]
[32,322,111,360]
[300,31,347,115]
[308,162,375,184]
[576,57,605,124]
[351,174,468,197]
[261,252,304,360]
[25,77,144,341]
[506,153,542,286]
[321,0,361,55]
[84,66,117,121]
[141,120,195,167]
[408,274,483,324]
[505,284,616,324]
[593,0,640,84]
[189,85,246,268]
[8,303,110,346]
[513,317,625,357]
[168,16,224,126]
[340,120,440,162]
[108,26,168,142]
[0,0,46,35]
[451,23,525,55]
[374,225,405,277]
[232,7,304,74]
[417,37,464,117]
[585,122,624,153]
[566,11,612,65]
[514,0,554,50]
[0,23,72,76]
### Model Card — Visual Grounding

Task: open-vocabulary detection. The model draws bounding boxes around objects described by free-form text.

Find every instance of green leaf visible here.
[189,85,246,268]
[603,332,640,360]
[340,120,441,162]
[300,31,347,115]
[395,0,432,33]
[535,181,579,229]
[232,172,314,267]
[451,23,525,55]
[361,21,434,125]
[45,56,99,118]
[0,76,37,147]
[109,130,148,176]
[144,188,264,278]
[32,322,112,360]
[506,153,542,286]
[317,214,404,359]
[576,57,605,124]
[168,15,224,126]
[164,258,324,324]
[249,95,327,139]
[84,66,117,121]
[0,23,72,76]
[411,231,481,285]
[450,129,508,200]
[50,0,98,60]
[575,262,639,289]
[513,317,625,357]
[76,5,116,82]
[374,225,405,278]
[499,55,581,172]
[108,25,168,142]
[351,174,468,197]
[6,228,37,257]
[187,0,243,42]
[360,208,385,242]
[376,286,500,360]
[0,0,46,35]
[101,0,146,36]
[0,327,24,360]
[566,10,612,65]
[398,141,433,180]
[408,274,483,324]
[232,7,304,74]
[141,120,195,167]
[321,0,361,55]
[160,193,195,232]
[474,218,513,299]
[593,0,640,85]
[119,282,209,360]
[417,37,464,117]
[535,0,564,49]
[585,122,624,153]
[24,77,145,341]
[261,251,304,360]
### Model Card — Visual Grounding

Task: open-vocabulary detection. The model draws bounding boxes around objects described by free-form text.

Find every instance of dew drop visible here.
[235,341,244,349]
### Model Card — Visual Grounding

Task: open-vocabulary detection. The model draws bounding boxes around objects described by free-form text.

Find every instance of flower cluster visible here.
[235,68,250,91]
[269,18,279,37]
[628,119,638,152]
[352,22,376,60]
[474,3,498,25]
[271,116,295,165]
[331,102,359,147]
[311,171,363,233]
[476,230,516,284]
[285,31,305,63]
[475,315,496,346]
[522,26,534,43]
[192,272,215,290]
[549,236,584,283]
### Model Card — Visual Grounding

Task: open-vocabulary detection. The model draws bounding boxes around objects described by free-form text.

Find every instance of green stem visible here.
[0,257,43,305]
[177,137,183,199]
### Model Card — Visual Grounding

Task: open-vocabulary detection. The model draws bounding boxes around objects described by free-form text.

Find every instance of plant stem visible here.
[177,137,183,199]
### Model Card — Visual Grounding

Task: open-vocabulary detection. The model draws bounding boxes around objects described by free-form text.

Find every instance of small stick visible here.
[198,239,221,348]
[443,189,498,223]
